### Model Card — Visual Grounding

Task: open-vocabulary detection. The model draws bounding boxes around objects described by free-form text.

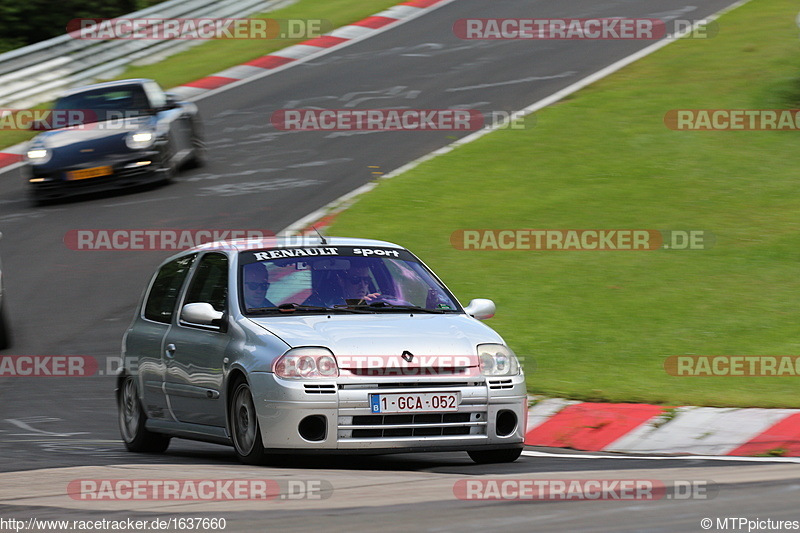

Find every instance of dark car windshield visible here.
[239,246,461,315]
[54,85,151,123]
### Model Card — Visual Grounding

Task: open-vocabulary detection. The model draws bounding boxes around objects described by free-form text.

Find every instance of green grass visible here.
[328,0,800,408]
[0,0,400,150]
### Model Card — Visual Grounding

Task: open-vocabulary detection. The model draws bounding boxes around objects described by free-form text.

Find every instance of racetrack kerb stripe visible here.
[526,403,664,451]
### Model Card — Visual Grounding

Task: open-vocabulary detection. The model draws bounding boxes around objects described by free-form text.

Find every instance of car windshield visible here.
[239,245,461,314]
[54,86,151,123]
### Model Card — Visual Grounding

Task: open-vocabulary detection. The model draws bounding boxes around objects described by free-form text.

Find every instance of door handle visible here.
[165,343,176,358]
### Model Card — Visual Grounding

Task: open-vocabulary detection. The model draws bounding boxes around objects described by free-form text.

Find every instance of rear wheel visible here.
[230,378,269,465]
[467,447,523,464]
[118,375,170,453]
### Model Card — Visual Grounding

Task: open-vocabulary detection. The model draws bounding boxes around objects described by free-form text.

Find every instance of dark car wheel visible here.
[467,447,523,464]
[118,375,170,453]
[230,378,269,465]
[28,190,51,208]
[185,133,207,169]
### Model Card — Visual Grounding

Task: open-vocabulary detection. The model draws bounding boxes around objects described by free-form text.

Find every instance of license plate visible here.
[370,392,460,414]
[67,166,112,181]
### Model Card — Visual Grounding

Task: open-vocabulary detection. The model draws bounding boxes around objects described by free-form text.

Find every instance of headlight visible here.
[273,347,339,379]
[26,142,51,164]
[478,344,520,377]
[125,130,154,150]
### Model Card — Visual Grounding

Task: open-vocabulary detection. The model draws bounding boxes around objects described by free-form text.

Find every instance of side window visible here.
[184,253,228,313]
[143,254,196,324]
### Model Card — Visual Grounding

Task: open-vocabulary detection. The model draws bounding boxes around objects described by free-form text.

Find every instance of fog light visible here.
[298,415,327,442]
[495,410,517,437]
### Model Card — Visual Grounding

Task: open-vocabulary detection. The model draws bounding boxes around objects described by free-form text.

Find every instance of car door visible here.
[163,252,230,427]
[126,253,196,421]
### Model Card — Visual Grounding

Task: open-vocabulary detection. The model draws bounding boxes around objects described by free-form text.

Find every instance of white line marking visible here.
[446,71,577,92]
[523,450,800,463]
[5,418,88,437]
[189,0,460,103]
[103,196,181,207]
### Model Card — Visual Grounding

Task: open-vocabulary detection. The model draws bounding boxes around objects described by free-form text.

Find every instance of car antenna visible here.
[312,226,327,245]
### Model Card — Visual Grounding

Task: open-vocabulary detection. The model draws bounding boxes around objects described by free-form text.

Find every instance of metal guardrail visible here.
[0,0,294,109]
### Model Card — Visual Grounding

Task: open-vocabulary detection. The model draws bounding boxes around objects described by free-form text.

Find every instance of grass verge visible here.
[328,0,800,407]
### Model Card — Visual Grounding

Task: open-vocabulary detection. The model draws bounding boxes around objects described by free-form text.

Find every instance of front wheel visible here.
[467,447,523,464]
[185,134,207,169]
[118,375,170,453]
[229,379,269,465]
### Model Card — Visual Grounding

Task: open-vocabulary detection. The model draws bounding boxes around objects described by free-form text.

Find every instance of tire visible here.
[229,378,269,465]
[118,375,170,453]
[185,133,207,169]
[28,191,50,208]
[467,447,523,464]
[160,156,177,184]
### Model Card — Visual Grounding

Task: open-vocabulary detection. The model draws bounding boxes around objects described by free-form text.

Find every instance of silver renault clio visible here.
[118,236,526,464]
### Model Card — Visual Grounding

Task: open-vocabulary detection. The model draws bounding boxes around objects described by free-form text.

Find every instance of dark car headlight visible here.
[125,130,155,150]
[26,142,51,165]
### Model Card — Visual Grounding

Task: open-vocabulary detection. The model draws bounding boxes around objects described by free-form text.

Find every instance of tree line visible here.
[0,0,165,53]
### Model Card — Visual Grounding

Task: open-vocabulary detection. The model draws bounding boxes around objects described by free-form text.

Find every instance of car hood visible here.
[31,116,154,150]
[246,313,505,357]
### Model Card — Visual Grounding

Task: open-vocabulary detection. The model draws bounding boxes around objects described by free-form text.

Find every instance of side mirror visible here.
[181,302,223,326]
[163,93,181,110]
[464,298,495,320]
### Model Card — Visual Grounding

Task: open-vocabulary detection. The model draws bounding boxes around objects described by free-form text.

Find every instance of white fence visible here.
[0,0,294,108]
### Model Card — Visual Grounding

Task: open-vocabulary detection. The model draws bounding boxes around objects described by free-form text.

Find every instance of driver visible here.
[339,265,380,303]
[242,263,275,309]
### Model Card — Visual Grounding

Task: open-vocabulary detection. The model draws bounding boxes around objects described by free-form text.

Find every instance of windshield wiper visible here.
[352,302,447,314]
[247,303,371,314]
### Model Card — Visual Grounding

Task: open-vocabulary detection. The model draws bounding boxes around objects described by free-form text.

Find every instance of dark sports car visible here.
[25,78,205,204]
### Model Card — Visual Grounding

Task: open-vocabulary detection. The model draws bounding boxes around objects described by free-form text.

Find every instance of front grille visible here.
[304,383,336,394]
[488,379,514,390]
[339,411,486,439]
[339,381,476,390]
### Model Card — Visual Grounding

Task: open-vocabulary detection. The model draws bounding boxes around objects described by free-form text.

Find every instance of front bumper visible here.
[249,372,527,453]
[27,151,166,200]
